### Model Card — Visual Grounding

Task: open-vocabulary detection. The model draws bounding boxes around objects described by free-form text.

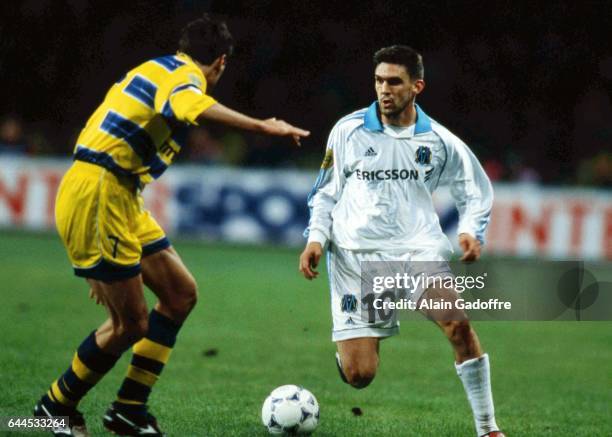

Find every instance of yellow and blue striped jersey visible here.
[73,53,217,186]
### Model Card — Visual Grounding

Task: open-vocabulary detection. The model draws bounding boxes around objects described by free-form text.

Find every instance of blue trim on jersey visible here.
[414,104,432,134]
[124,75,157,109]
[363,102,383,132]
[171,83,200,96]
[474,213,491,244]
[363,101,432,134]
[152,55,185,72]
[100,111,167,174]
[306,168,328,204]
[303,167,330,238]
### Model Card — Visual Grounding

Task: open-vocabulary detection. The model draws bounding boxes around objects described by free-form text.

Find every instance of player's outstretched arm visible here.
[299,242,323,280]
[198,103,310,145]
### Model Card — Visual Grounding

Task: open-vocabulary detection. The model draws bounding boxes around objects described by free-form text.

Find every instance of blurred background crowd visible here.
[1,0,610,186]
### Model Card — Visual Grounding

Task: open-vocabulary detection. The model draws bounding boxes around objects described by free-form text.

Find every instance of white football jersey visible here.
[305,102,493,256]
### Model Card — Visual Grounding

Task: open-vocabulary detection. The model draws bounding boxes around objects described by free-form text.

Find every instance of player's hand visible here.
[260,118,310,146]
[459,233,481,262]
[299,242,323,280]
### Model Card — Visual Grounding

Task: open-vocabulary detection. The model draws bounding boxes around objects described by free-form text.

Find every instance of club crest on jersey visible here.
[321,148,333,169]
[415,146,432,165]
[341,294,358,313]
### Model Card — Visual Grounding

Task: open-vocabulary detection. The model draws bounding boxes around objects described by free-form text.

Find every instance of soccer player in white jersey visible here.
[299,45,505,437]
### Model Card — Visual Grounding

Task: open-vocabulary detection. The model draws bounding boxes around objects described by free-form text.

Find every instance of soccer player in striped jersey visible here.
[34,15,308,437]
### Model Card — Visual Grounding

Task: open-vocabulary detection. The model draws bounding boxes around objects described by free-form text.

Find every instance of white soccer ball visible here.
[261,385,320,434]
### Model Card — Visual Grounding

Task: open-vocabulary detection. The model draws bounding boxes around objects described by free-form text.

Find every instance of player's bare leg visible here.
[105,246,197,436]
[35,276,148,437]
[420,286,503,437]
[88,277,150,354]
[335,337,380,389]
[420,287,482,363]
[141,246,198,323]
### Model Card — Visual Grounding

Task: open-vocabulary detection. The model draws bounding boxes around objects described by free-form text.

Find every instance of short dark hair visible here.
[178,14,234,65]
[373,45,424,80]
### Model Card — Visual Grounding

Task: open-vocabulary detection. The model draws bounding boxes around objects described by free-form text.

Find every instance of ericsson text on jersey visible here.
[355,168,419,181]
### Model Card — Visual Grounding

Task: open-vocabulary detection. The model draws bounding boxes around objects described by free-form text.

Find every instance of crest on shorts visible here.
[415,146,432,165]
[321,148,333,169]
[341,294,358,313]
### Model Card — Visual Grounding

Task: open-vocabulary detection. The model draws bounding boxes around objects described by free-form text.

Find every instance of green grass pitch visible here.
[1,231,610,436]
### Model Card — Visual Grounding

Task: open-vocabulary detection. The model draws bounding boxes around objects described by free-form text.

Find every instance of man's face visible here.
[374,63,422,117]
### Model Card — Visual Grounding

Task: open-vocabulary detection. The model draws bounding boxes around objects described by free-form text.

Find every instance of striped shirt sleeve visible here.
[154,66,217,125]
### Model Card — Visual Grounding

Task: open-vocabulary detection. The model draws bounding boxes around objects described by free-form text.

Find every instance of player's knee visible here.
[344,361,378,389]
[178,274,198,313]
[184,275,198,311]
[113,317,149,345]
[443,319,472,346]
[164,274,198,320]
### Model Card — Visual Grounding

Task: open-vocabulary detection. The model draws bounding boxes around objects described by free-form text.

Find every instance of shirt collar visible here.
[176,51,196,65]
[363,101,432,135]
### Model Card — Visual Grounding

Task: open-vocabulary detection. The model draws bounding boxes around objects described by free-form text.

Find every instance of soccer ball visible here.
[261,385,319,434]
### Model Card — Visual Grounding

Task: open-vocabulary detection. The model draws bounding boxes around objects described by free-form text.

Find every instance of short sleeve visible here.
[154,65,217,125]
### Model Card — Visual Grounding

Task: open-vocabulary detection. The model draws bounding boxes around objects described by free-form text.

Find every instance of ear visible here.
[212,54,226,71]
[413,79,425,95]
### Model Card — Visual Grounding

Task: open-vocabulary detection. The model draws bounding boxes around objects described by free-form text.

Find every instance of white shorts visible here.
[327,243,451,342]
